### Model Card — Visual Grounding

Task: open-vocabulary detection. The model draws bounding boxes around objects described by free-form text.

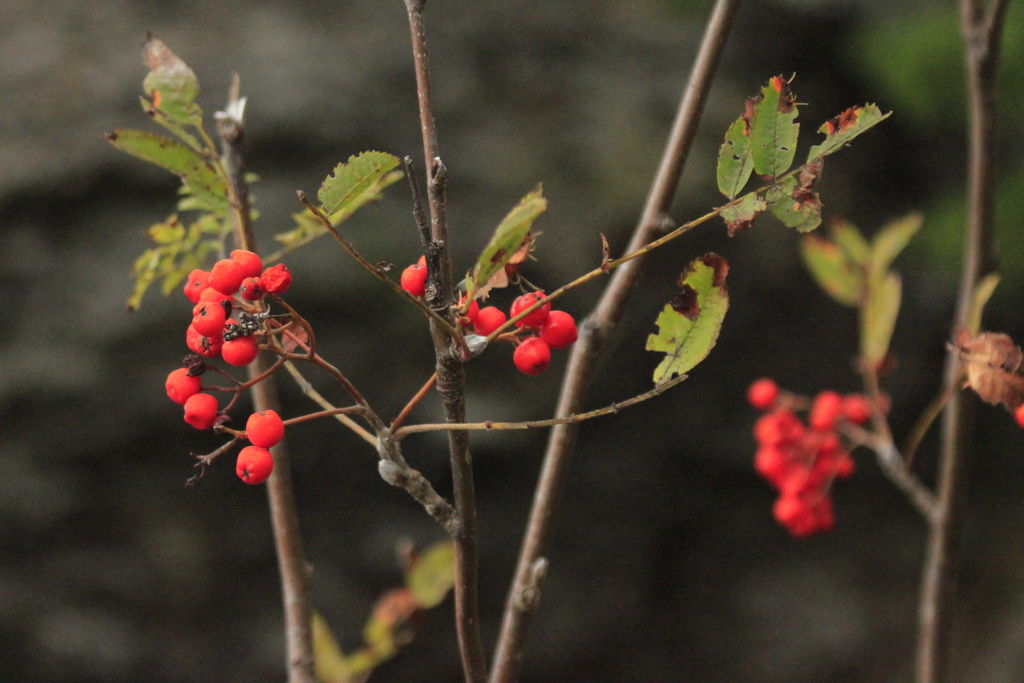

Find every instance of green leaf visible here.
[107,129,227,208]
[719,192,767,237]
[860,272,901,365]
[767,176,821,232]
[966,273,1000,337]
[749,76,800,178]
[830,218,871,265]
[869,212,922,278]
[148,221,185,244]
[406,541,456,609]
[806,104,892,162]
[141,34,202,127]
[801,234,864,307]
[645,253,729,383]
[312,612,354,683]
[467,185,547,300]
[317,151,401,215]
[716,117,754,199]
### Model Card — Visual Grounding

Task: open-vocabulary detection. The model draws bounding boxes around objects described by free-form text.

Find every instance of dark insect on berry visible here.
[223,311,269,341]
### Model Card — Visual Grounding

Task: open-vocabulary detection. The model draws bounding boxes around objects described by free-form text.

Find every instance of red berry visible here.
[197,287,234,310]
[221,337,259,366]
[509,291,551,328]
[230,249,263,279]
[183,269,210,304]
[260,264,292,294]
[513,337,551,375]
[239,276,265,301]
[473,306,507,336]
[754,446,791,487]
[183,393,219,430]
[186,324,223,358]
[747,378,779,411]
[1016,404,1024,429]
[539,310,578,349]
[209,258,245,295]
[754,409,803,447]
[400,263,428,297]
[246,409,285,448]
[809,391,843,432]
[165,368,201,405]
[236,446,274,484]
[463,299,480,324]
[841,395,872,425]
[191,301,227,337]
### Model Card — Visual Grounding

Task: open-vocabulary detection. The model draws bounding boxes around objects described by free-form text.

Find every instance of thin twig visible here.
[916,2,1007,681]
[490,1,743,679]
[394,374,688,439]
[282,361,378,447]
[391,372,438,430]
[404,0,487,679]
[902,379,959,467]
[840,423,937,521]
[295,191,459,337]
[404,155,433,249]
[217,84,315,683]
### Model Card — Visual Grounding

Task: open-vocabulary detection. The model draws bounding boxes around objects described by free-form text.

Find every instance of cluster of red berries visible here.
[164,248,295,484]
[398,256,579,376]
[747,379,871,537]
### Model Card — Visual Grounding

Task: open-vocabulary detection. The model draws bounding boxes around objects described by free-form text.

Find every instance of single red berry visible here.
[400,263,428,297]
[754,446,791,488]
[460,298,480,323]
[165,368,201,405]
[246,409,285,449]
[261,264,292,294]
[513,337,551,375]
[183,393,219,430]
[186,324,223,358]
[221,337,259,366]
[191,301,227,337]
[773,493,808,528]
[209,258,245,295]
[183,269,210,304]
[197,287,234,310]
[230,249,263,279]
[239,277,265,301]
[747,378,779,411]
[509,291,551,328]
[841,395,872,425]
[754,409,802,447]
[539,310,578,349]
[809,391,843,432]
[473,306,507,336]
[1014,404,1024,429]
[236,446,274,484]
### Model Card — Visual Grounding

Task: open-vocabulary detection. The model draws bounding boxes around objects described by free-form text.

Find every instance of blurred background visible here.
[3,0,1023,680]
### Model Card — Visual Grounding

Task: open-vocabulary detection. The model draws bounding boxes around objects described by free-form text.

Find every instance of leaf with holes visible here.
[767,176,821,232]
[749,76,799,179]
[720,192,767,237]
[646,253,729,383]
[717,117,754,199]
[807,104,891,162]
[467,185,546,300]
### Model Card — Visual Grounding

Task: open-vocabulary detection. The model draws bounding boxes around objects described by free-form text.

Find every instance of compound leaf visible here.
[317,151,401,216]
[107,129,227,209]
[468,185,546,300]
[716,117,754,199]
[807,104,891,162]
[801,234,864,307]
[646,253,729,383]
[749,76,800,178]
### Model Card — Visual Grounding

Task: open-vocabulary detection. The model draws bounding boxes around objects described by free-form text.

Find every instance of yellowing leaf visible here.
[860,272,901,366]
[141,34,202,127]
[645,253,729,383]
[869,212,922,278]
[405,540,456,609]
[312,612,353,683]
[801,235,864,307]
[807,104,891,162]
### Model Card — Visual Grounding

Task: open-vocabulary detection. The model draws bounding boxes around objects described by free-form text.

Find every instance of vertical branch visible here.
[217,80,315,683]
[916,1,1007,681]
[403,2,487,681]
[489,1,743,680]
